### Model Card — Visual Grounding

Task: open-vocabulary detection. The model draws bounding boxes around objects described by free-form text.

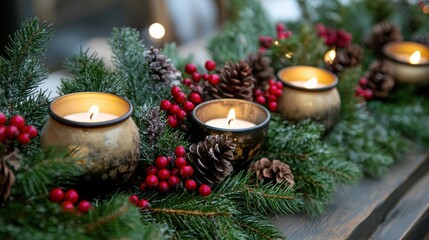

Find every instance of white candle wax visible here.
[64,112,118,123]
[205,118,256,129]
[393,53,429,64]
[289,81,327,88]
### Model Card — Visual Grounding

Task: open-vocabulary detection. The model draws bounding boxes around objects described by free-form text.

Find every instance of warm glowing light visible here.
[304,77,318,89]
[423,5,429,14]
[227,109,236,128]
[274,40,279,46]
[285,52,293,59]
[88,105,99,120]
[149,23,165,39]
[324,49,336,64]
[409,51,421,64]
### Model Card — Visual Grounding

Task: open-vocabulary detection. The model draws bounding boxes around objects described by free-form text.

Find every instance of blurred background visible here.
[0,0,300,71]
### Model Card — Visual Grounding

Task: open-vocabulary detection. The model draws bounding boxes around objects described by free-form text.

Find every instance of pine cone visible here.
[248,157,294,186]
[205,61,256,101]
[327,44,363,73]
[144,46,181,85]
[246,52,275,87]
[187,135,236,185]
[365,22,402,57]
[0,150,21,202]
[366,60,394,98]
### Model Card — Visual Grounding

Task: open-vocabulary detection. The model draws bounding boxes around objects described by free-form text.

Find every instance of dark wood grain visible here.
[272,148,429,240]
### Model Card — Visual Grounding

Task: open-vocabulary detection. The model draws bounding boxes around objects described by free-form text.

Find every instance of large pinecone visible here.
[246,52,275,87]
[205,61,256,101]
[365,60,394,98]
[248,157,294,186]
[365,22,402,57]
[327,44,363,73]
[144,46,181,85]
[0,150,21,202]
[187,135,236,185]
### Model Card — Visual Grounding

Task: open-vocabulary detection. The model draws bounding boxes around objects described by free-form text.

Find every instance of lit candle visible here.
[289,77,327,89]
[205,109,256,129]
[324,49,336,64]
[63,105,118,123]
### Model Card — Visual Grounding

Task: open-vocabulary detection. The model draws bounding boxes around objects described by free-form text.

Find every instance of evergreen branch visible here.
[235,213,286,240]
[151,208,230,217]
[86,204,129,232]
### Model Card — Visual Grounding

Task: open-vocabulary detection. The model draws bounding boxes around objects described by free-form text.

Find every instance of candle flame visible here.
[324,49,336,64]
[304,77,318,89]
[227,109,236,128]
[88,105,99,120]
[409,51,421,64]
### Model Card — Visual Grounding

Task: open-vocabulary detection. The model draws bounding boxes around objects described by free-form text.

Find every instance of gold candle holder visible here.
[40,92,140,186]
[383,41,429,85]
[277,66,340,131]
[191,99,270,169]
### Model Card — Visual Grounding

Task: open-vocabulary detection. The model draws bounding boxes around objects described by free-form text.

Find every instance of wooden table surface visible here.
[272,147,429,240]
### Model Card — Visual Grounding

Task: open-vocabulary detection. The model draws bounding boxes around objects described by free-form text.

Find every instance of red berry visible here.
[208,74,220,85]
[204,60,216,71]
[184,64,197,74]
[0,126,7,143]
[255,95,266,105]
[49,188,64,203]
[61,201,75,213]
[275,81,283,89]
[0,112,7,125]
[17,133,30,145]
[5,125,19,139]
[267,94,277,102]
[167,116,178,128]
[359,77,368,87]
[364,89,373,100]
[157,169,171,181]
[177,109,187,121]
[158,181,170,193]
[276,23,285,32]
[166,156,173,165]
[180,165,194,178]
[174,157,187,168]
[268,79,276,86]
[254,89,263,97]
[182,101,195,112]
[138,199,150,209]
[168,175,180,188]
[175,146,186,157]
[139,182,147,191]
[191,72,202,82]
[315,23,328,37]
[160,99,172,111]
[10,115,25,129]
[184,179,197,191]
[202,73,210,81]
[155,156,169,169]
[64,189,79,203]
[145,174,159,189]
[171,168,180,176]
[171,86,182,98]
[198,184,212,197]
[169,104,180,115]
[189,92,202,104]
[22,125,38,138]
[146,166,158,176]
[129,195,139,205]
[273,88,283,97]
[355,86,365,97]
[175,92,187,104]
[182,78,192,86]
[268,101,278,112]
[78,200,91,213]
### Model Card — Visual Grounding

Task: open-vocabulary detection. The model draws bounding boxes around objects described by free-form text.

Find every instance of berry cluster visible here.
[140,145,212,197]
[253,79,283,112]
[128,195,150,209]
[258,23,292,52]
[355,77,373,101]
[0,113,38,145]
[275,23,292,39]
[315,23,352,48]
[49,187,92,214]
[183,60,219,86]
[160,85,198,128]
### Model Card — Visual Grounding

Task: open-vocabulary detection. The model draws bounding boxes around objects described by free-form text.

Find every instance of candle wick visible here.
[228,118,234,127]
[90,113,94,120]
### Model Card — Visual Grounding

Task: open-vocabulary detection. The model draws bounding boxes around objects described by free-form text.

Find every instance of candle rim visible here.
[48,92,133,128]
[383,41,429,66]
[191,98,270,132]
[277,66,338,92]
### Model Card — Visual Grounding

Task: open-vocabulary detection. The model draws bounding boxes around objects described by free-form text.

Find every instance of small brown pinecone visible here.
[248,157,294,186]
[187,135,236,185]
[205,61,256,101]
[327,44,363,73]
[365,22,402,57]
[366,60,394,98]
[246,52,275,87]
[0,150,21,202]
[144,46,182,85]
